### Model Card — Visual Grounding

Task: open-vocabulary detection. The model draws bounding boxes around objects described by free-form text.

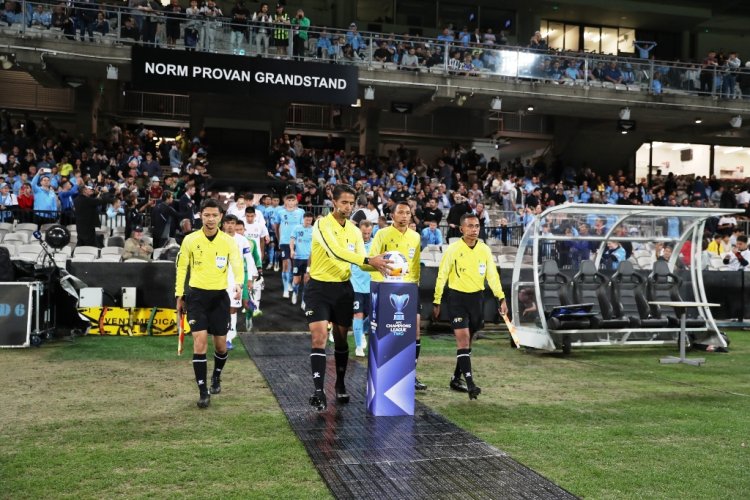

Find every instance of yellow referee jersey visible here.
[310,213,366,282]
[369,225,421,284]
[433,238,505,304]
[175,230,244,296]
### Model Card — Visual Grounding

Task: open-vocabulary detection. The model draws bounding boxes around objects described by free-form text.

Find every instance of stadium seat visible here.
[572,261,630,328]
[610,261,667,328]
[0,229,6,242]
[15,223,38,232]
[0,243,17,258]
[0,222,13,232]
[538,260,590,330]
[107,236,125,248]
[647,260,706,328]
[74,246,100,258]
[101,247,123,256]
[54,246,72,257]
[2,233,27,245]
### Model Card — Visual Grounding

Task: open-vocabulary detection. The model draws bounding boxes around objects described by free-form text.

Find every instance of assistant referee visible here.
[176,199,244,409]
[306,184,390,411]
[433,213,507,400]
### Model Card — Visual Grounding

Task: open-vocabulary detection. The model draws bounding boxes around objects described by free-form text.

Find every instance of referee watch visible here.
[363,257,370,266]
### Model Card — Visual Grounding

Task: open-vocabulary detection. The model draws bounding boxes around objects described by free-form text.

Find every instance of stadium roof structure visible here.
[509,204,744,352]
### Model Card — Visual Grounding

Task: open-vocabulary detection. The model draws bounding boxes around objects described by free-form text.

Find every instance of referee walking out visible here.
[176,199,244,408]
[433,213,507,400]
[306,185,390,411]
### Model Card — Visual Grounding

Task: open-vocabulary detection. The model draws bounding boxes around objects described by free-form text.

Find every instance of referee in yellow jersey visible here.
[306,184,390,411]
[433,213,507,400]
[369,201,427,391]
[176,199,244,409]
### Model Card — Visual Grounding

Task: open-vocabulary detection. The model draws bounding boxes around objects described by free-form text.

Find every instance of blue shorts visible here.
[353,292,371,317]
[292,258,309,277]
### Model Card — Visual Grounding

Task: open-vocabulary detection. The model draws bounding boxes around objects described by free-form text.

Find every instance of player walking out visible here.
[305,185,390,411]
[433,213,507,400]
[369,201,426,390]
[274,194,305,299]
[289,212,314,306]
[350,220,374,357]
[222,214,257,350]
[176,199,243,408]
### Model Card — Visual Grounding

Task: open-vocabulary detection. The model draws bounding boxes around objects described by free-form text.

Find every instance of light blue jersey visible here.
[350,240,373,293]
[276,207,305,244]
[290,224,313,260]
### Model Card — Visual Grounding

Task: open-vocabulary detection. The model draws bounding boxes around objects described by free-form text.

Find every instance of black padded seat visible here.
[573,261,630,329]
[648,260,707,328]
[539,260,591,330]
[611,261,668,328]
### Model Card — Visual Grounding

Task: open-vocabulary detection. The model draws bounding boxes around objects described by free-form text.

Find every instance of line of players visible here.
[214,188,508,411]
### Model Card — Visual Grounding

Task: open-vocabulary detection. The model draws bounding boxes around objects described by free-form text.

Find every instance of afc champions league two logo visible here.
[389,294,410,321]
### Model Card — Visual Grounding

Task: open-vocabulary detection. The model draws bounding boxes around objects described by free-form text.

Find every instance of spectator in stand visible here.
[183,0,200,51]
[346,23,366,57]
[92,11,109,35]
[316,28,333,60]
[58,179,79,225]
[421,220,443,249]
[163,0,183,48]
[722,51,741,99]
[229,0,249,55]
[446,194,471,238]
[529,31,547,51]
[17,183,33,222]
[400,47,420,71]
[30,168,59,223]
[603,61,623,84]
[51,4,75,39]
[106,198,124,222]
[74,183,113,247]
[120,16,140,43]
[373,41,393,63]
[700,50,719,93]
[151,191,179,248]
[483,28,496,46]
[30,3,52,28]
[253,2,272,56]
[142,152,160,178]
[178,183,199,226]
[707,233,731,257]
[291,9,310,61]
[74,0,97,42]
[0,182,17,222]
[148,176,163,201]
[123,225,154,261]
[651,71,663,94]
[200,0,223,52]
[437,27,453,44]
[272,3,290,57]
[723,235,750,271]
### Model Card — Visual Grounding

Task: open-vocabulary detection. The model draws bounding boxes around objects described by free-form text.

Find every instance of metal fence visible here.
[2,1,744,99]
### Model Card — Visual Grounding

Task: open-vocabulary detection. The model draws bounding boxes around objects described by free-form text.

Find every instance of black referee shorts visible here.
[304,279,354,328]
[186,288,230,336]
[447,290,485,334]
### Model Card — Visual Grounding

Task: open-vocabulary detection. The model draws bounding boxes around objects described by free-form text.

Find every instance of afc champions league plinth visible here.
[366,281,418,416]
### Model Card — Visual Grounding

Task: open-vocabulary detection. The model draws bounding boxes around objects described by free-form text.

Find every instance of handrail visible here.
[1,0,740,100]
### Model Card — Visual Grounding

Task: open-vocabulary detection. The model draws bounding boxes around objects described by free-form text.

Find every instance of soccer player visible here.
[221,214,256,349]
[176,199,243,408]
[289,212,314,305]
[432,213,507,400]
[274,194,305,299]
[233,218,262,329]
[350,220,374,357]
[306,184,390,411]
[243,206,269,315]
[369,201,426,390]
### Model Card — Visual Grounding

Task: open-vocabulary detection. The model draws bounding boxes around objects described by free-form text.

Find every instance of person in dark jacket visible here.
[73,183,114,247]
[178,183,198,228]
[151,191,179,248]
[446,194,472,238]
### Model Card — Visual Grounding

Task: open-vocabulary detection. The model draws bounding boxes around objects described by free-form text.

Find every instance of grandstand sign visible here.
[131,47,358,105]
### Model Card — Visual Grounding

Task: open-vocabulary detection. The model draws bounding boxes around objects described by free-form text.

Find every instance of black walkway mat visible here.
[243,333,577,499]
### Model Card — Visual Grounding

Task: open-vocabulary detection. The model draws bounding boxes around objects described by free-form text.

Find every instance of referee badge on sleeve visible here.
[478,263,486,276]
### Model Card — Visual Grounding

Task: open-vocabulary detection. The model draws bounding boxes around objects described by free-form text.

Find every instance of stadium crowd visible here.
[2,1,748,97]
[1,110,750,270]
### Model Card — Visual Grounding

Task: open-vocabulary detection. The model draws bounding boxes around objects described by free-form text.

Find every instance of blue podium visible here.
[366,281,418,416]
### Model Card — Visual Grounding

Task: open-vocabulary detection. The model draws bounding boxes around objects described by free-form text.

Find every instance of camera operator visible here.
[74,181,115,248]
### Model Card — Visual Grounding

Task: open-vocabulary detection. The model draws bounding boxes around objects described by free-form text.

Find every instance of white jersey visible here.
[244,219,269,253]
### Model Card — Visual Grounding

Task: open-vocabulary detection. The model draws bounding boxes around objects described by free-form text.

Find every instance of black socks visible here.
[456,348,474,387]
[310,348,326,392]
[193,353,208,394]
[213,351,228,378]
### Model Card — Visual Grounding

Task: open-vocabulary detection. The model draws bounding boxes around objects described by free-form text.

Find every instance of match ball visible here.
[382,251,409,281]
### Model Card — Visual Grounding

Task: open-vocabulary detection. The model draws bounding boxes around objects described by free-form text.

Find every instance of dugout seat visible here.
[647,260,706,328]
[572,261,630,329]
[610,261,667,328]
[538,260,590,330]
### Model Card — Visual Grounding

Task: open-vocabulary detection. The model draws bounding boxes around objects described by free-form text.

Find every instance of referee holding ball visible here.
[176,199,244,409]
[306,185,390,411]
[433,213,507,400]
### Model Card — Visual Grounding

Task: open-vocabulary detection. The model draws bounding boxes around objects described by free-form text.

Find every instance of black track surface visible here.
[242,333,577,500]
